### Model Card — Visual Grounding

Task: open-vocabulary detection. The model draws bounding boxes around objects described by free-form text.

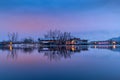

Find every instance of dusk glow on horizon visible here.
[1,0,120,40]
[1,1,120,80]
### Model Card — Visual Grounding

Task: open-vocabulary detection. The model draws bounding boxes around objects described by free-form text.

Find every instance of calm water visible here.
[0,45,120,80]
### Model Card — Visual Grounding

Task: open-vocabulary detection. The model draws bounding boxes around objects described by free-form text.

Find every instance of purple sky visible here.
[0,0,120,41]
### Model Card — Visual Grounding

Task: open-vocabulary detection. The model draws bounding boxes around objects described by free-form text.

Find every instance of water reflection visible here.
[91,45,120,52]
[41,46,88,61]
[0,45,120,80]
[7,49,17,60]
[1,45,120,61]
[0,45,89,61]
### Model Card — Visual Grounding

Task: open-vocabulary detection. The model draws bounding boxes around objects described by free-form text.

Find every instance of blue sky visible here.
[0,0,112,13]
[0,0,120,41]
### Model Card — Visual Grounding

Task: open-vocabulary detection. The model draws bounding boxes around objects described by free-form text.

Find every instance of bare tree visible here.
[44,30,73,44]
[23,37,34,44]
[44,30,61,40]
[8,32,18,42]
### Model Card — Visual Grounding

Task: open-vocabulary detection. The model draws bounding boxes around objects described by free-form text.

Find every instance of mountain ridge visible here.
[109,36,120,42]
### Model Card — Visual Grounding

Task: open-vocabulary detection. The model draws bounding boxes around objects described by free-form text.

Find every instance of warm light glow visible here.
[113,41,116,45]
[9,42,13,51]
[113,45,116,49]
[94,45,97,48]
[71,40,75,45]
[9,45,13,51]
[71,45,76,51]
[10,42,12,45]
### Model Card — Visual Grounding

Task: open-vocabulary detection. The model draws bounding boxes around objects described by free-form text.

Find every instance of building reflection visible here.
[91,45,120,52]
[0,45,89,61]
[39,45,88,61]
[3,45,120,61]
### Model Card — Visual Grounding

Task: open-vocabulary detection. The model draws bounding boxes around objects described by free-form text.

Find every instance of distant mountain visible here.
[109,37,120,42]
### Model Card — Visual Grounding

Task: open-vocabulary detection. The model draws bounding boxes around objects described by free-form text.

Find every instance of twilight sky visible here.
[0,0,120,41]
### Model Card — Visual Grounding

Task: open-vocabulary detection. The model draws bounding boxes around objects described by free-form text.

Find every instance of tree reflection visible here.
[44,49,73,61]
[0,45,89,61]
[38,45,88,61]
[22,47,35,54]
[3,45,120,61]
[7,49,17,60]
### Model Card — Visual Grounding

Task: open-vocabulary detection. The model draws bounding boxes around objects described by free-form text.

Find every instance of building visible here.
[66,38,88,45]
[91,40,117,45]
[39,40,57,45]
[39,38,88,45]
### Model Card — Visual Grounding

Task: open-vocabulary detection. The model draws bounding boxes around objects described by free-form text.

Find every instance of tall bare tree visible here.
[44,30,61,40]
[44,30,73,44]
[8,32,18,42]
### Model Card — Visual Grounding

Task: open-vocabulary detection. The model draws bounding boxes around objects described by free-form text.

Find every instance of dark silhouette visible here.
[22,37,34,44]
[8,32,18,42]
[43,30,74,45]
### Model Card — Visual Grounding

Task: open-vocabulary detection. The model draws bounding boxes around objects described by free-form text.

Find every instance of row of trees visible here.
[5,30,74,44]
[42,30,74,44]
[44,30,73,40]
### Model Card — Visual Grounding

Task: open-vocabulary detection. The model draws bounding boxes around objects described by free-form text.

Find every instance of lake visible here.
[0,45,120,80]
